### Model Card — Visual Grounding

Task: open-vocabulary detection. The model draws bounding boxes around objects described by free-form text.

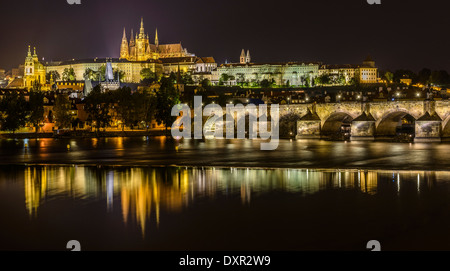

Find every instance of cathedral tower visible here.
[24,46,34,78]
[155,28,159,47]
[120,28,129,59]
[139,17,145,39]
[246,50,251,63]
[240,49,246,64]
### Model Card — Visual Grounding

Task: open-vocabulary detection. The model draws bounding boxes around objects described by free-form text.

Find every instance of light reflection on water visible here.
[18,165,449,237]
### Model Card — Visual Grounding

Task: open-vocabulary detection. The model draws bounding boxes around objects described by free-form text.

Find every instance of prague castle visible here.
[120,18,193,61]
[34,18,215,87]
[6,18,378,90]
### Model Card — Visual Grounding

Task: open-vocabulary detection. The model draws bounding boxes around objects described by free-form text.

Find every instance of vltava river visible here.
[0,137,448,170]
[0,165,449,250]
[0,137,449,250]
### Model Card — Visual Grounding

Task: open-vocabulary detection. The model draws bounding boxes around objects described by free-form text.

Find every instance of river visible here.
[0,137,449,250]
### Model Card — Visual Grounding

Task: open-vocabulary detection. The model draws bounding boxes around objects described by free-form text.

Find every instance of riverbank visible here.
[0,129,168,139]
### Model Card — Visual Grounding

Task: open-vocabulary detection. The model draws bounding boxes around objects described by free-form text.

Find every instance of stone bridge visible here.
[277,100,450,142]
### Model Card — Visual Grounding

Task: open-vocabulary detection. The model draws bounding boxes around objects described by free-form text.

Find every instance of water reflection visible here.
[18,165,448,237]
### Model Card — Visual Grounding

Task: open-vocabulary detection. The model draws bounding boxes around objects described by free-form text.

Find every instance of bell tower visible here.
[240,49,246,64]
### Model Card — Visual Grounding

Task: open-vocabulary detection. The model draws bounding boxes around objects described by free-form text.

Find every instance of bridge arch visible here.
[442,115,450,138]
[375,110,416,137]
[279,112,302,138]
[321,112,354,138]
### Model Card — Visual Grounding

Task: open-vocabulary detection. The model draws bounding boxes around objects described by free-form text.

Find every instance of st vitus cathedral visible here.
[120,18,193,61]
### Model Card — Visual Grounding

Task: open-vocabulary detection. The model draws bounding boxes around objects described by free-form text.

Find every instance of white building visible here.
[216,50,320,86]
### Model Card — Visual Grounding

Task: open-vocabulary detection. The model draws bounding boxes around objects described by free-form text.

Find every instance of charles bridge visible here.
[278,100,449,142]
[199,100,449,142]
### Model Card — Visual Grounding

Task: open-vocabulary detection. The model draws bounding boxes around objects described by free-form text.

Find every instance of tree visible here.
[384,71,394,84]
[140,90,156,131]
[315,74,331,86]
[418,68,431,85]
[200,78,211,88]
[84,85,113,132]
[54,94,72,129]
[430,70,450,86]
[140,68,156,81]
[113,87,137,130]
[114,69,126,81]
[393,69,417,83]
[180,72,194,85]
[28,90,45,133]
[219,73,230,85]
[46,71,60,82]
[0,92,29,133]
[260,79,271,88]
[154,76,180,133]
[336,73,346,85]
[62,68,76,81]
[98,65,106,81]
[83,68,98,80]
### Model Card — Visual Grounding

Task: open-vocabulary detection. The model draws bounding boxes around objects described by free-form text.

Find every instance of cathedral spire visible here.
[139,17,145,38]
[155,28,159,46]
[27,45,31,57]
[130,29,135,45]
[120,28,129,60]
[246,50,251,63]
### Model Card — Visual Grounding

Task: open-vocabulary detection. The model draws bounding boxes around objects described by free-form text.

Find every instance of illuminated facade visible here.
[319,57,378,84]
[45,58,163,84]
[23,46,46,89]
[216,51,320,86]
[120,18,194,62]
[44,18,216,84]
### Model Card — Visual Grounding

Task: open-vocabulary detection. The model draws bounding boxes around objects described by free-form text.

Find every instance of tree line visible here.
[0,74,180,134]
[381,69,450,86]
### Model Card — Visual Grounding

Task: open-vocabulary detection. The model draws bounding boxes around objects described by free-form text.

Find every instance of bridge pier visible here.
[296,109,321,139]
[414,112,442,143]
[350,112,376,141]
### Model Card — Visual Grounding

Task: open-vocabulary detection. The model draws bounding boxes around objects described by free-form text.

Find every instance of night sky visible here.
[1,0,449,72]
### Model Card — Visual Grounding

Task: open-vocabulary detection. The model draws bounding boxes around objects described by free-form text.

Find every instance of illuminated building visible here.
[43,18,216,84]
[23,46,47,90]
[319,56,378,84]
[120,18,194,61]
[216,50,320,86]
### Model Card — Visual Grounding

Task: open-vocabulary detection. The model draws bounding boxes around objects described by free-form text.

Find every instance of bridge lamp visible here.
[357,95,361,99]
[416,93,420,97]
[396,92,400,97]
